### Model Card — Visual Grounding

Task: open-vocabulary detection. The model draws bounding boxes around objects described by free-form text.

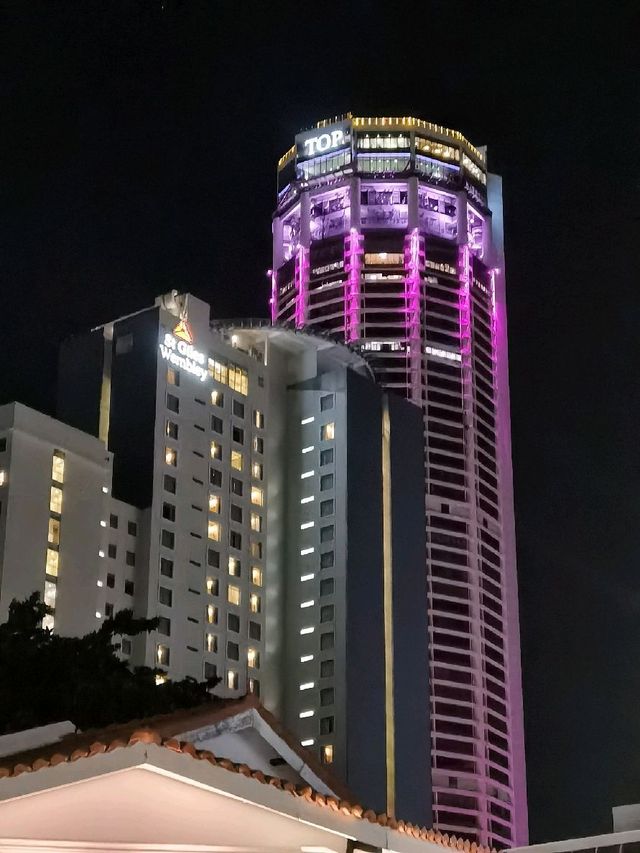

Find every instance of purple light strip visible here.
[404,227,423,403]
[458,244,472,357]
[269,268,277,324]
[344,228,363,343]
[294,245,309,328]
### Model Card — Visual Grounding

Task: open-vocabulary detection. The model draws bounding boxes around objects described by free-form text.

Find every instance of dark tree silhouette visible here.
[0,593,221,734]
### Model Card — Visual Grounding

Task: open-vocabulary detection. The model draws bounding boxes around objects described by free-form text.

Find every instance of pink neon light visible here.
[294,245,309,327]
[269,269,277,324]
[458,244,472,355]
[344,228,363,343]
[404,227,423,403]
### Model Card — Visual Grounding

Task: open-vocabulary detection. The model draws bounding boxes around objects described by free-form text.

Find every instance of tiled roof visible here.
[0,697,498,853]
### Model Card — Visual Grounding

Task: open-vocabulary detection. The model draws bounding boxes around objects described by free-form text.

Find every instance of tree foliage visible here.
[0,593,220,735]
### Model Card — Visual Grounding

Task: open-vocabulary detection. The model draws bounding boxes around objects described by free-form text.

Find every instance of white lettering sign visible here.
[159,332,208,382]
[303,129,345,157]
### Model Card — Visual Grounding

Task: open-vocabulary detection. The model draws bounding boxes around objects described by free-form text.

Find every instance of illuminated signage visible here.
[296,120,351,162]
[159,321,207,382]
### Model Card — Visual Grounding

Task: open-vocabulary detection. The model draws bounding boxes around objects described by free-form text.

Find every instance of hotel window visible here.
[320,499,334,517]
[44,579,57,609]
[206,604,218,624]
[320,716,334,735]
[48,518,60,546]
[322,744,334,765]
[320,551,335,569]
[161,529,175,549]
[166,420,179,439]
[232,426,244,444]
[320,474,334,491]
[229,530,242,550]
[249,593,261,614]
[206,632,217,653]
[247,647,259,668]
[208,520,221,541]
[128,521,137,536]
[162,502,176,522]
[108,543,117,559]
[0,470,6,486]
[0,437,6,452]
[232,399,245,418]
[126,551,136,568]
[211,415,223,434]
[167,368,179,386]
[163,474,176,493]
[45,548,59,578]
[230,504,243,523]
[251,462,263,480]
[209,494,221,514]
[158,587,173,607]
[158,616,171,635]
[320,524,334,542]
[228,612,240,632]
[167,393,179,413]
[249,620,261,641]
[320,605,334,623]
[160,558,174,577]
[231,477,243,496]
[210,468,223,488]
[165,447,177,467]
[320,632,334,650]
[228,556,241,577]
[50,486,63,514]
[156,644,170,666]
[251,486,264,506]
[227,641,239,660]
[320,687,334,706]
[250,513,262,532]
[106,573,115,588]
[320,577,334,596]
[206,577,219,596]
[207,548,220,568]
[209,359,228,385]
[227,670,239,690]
[125,579,135,595]
[109,513,118,529]
[249,678,260,696]
[320,659,334,678]
[251,566,263,587]
[253,410,264,429]
[253,436,264,454]
[320,448,334,466]
[231,450,243,471]
[210,441,222,460]
[228,364,248,396]
[51,452,65,484]
[211,389,224,407]
[320,394,334,411]
[204,662,217,680]
[228,585,241,606]
[250,541,263,559]
[320,422,335,441]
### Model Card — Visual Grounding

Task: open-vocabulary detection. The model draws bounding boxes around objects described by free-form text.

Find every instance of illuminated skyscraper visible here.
[272,114,527,848]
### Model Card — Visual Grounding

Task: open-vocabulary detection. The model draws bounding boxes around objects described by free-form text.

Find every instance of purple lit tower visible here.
[271,115,527,848]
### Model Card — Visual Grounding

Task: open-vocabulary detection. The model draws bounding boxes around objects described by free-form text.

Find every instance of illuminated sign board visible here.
[296,120,351,162]
[159,320,208,382]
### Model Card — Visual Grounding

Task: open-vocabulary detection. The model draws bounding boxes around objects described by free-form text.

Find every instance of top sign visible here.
[295,120,351,162]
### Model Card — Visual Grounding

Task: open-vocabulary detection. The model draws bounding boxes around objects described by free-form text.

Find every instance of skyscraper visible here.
[272,114,527,847]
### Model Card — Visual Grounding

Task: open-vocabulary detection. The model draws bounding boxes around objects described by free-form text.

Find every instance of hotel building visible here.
[271,114,527,847]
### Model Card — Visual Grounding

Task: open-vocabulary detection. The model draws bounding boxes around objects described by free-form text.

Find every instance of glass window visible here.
[320,659,334,677]
[250,513,262,532]
[321,422,335,441]
[126,551,135,567]
[158,586,173,606]
[45,548,59,577]
[211,389,224,407]
[204,661,217,679]
[156,644,170,666]
[321,551,335,569]
[253,410,264,428]
[231,450,243,471]
[230,503,243,523]
[253,436,264,454]
[206,632,217,653]
[162,502,176,522]
[124,579,134,594]
[320,716,334,734]
[209,493,221,514]
[210,468,223,487]
[206,604,218,624]
[251,486,264,506]
[228,364,248,396]
[320,394,334,411]
[165,447,177,467]
[128,521,137,536]
[233,400,245,418]
[48,517,60,546]
[158,616,171,635]
[210,441,222,460]
[252,462,263,480]
[320,499,334,517]
[249,677,260,696]
[320,632,334,650]
[227,670,239,689]
[50,486,63,514]
[320,577,334,596]
[228,612,240,632]
[250,541,263,559]
[251,566,263,586]
[167,393,179,413]
[231,477,243,496]
[161,529,175,549]
[249,593,261,614]
[206,576,218,596]
[166,420,179,439]
[227,640,239,660]
[108,543,117,558]
[167,368,179,386]
[51,452,65,484]
[320,524,334,542]
[247,647,260,668]
[232,426,244,444]
[229,530,242,550]
[208,520,221,541]
[207,549,220,568]
[211,415,223,434]
[44,579,57,609]
[209,359,228,385]
[320,687,334,706]
[322,744,334,764]
[320,474,334,491]
[320,605,334,623]
[249,620,261,640]
[160,557,173,577]
[106,573,115,588]
[320,448,334,466]
[228,556,241,577]
[163,474,176,493]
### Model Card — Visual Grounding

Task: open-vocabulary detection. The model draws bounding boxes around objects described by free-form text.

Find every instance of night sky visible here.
[2,1,639,842]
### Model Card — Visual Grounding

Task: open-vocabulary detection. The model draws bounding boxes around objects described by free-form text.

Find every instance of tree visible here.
[0,593,221,734]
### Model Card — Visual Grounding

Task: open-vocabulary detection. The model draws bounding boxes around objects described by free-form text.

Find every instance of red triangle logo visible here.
[173,319,193,344]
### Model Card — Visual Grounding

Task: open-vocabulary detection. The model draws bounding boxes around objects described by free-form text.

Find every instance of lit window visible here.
[321,422,335,441]
[252,461,263,480]
[44,579,57,609]
[228,364,248,395]
[228,585,241,606]
[167,367,179,386]
[156,644,170,666]
[49,486,63,514]
[299,682,315,691]
[251,566,263,587]
[165,447,177,466]
[251,486,264,506]
[48,518,60,545]
[166,420,178,439]
[247,647,259,668]
[51,452,65,484]
[231,450,243,471]
[209,494,220,514]
[250,513,262,532]
[322,744,334,764]
[208,359,228,385]
[211,389,223,406]
[45,548,59,577]
[208,520,221,541]
[249,593,261,613]
[248,677,260,696]
[155,674,168,686]
[206,632,217,653]
[299,709,315,718]
[227,670,239,690]
[210,441,222,460]
[206,604,218,624]
[228,556,241,576]
[0,470,6,486]
[254,410,264,428]
[206,577,217,595]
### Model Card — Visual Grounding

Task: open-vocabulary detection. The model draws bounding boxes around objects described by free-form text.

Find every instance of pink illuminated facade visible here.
[272,115,527,848]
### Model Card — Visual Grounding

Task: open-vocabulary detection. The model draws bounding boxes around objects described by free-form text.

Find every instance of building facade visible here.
[272,114,526,847]
[48,290,431,823]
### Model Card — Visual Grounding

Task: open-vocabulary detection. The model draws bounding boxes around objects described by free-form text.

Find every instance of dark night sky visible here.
[1,1,639,842]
